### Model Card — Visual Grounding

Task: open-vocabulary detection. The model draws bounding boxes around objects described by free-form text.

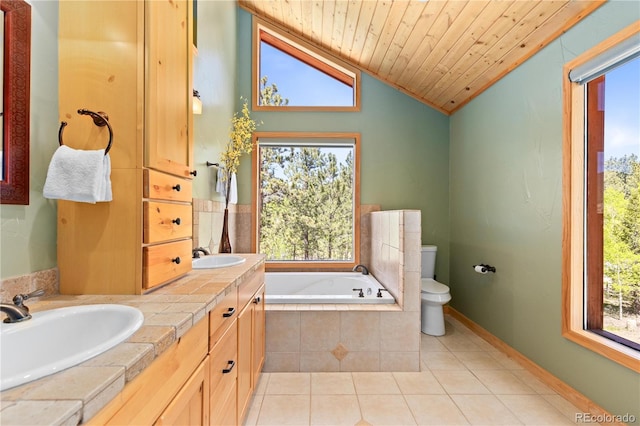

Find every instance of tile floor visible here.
[244,315,588,425]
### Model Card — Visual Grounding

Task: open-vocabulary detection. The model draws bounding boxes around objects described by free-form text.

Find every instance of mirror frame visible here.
[0,0,31,205]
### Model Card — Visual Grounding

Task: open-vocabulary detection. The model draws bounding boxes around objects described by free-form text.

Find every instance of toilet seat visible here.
[421,278,449,294]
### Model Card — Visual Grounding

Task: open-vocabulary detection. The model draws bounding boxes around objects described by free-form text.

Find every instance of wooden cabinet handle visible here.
[222,360,235,374]
[223,307,236,318]
[253,296,261,304]
[172,184,181,192]
[172,257,181,264]
[172,218,181,225]
[190,170,197,177]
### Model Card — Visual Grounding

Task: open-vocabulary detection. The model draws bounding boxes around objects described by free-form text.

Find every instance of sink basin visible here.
[192,254,246,269]
[0,304,144,391]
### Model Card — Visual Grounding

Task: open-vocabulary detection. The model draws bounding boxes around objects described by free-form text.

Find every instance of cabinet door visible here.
[252,285,265,386]
[146,0,193,178]
[154,357,209,426]
[236,302,253,423]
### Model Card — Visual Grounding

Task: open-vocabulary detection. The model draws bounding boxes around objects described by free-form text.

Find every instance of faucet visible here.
[352,264,369,275]
[192,247,210,258]
[1,289,44,323]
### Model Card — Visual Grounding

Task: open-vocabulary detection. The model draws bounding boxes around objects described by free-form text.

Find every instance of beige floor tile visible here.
[510,369,557,395]
[266,372,311,395]
[405,394,470,425]
[487,351,525,370]
[450,394,523,425]
[420,334,449,352]
[311,372,356,395]
[352,372,401,394]
[310,395,362,425]
[541,394,583,422]
[257,395,310,425]
[422,351,467,370]
[453,351,504,370]
[437,335,484,352]
[498,395,575,425]
[392,371,446,395]
[244,393,264,426]
[358,394,417,425]
[472,369,537,394]
[255,373,270,395]
[432,370,491,395]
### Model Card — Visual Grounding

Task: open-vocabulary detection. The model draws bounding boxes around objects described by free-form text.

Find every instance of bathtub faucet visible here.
[352,288,364,298]
[352,264,369,275]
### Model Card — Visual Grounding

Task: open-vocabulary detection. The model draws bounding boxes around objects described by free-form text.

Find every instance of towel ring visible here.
[58,109,113,155]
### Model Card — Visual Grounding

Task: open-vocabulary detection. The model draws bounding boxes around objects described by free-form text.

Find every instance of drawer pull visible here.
[253,296,261,304]
[190,170,197,176]
[222,307,236,318]
[172,184,181,192]
[172,217,181,225]
[222,360,236,374]
[172,257,181,264]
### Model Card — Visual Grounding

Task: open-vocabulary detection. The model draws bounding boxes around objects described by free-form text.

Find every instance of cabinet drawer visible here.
[144,169,192,202]
[238,264,265,308]
[144,201,192,244]
[143,239,192,289]
[209,323,237,421]
[209,286,238,351]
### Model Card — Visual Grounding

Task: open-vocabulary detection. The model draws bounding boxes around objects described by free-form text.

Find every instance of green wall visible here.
[235,8,451,281]
[449,1,640,421]
[0,1,59,280]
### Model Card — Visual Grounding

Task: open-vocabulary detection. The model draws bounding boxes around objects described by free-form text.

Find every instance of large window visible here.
[252,18,361,111]
[563,23,640,372]
[251,133,360,270]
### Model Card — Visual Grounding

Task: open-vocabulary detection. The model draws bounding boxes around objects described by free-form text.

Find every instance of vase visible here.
[219,208,232,253]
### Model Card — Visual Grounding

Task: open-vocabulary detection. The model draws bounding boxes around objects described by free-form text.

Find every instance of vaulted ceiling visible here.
[238,0,605,115]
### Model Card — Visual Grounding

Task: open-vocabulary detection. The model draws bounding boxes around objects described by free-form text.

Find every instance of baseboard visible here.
[444,306,623,426]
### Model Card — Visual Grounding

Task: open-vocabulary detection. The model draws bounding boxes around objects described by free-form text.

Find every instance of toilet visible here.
[421,245,451,336]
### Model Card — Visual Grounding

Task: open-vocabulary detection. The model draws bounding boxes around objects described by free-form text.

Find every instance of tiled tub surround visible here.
[265,210,421,373]
[0,254,265,425]
[0,268,59,304]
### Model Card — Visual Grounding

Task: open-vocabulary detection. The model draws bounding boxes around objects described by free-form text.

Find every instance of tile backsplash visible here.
[0,268,58,304]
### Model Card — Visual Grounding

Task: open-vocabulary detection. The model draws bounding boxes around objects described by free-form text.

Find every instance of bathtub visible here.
[265,272,395,304]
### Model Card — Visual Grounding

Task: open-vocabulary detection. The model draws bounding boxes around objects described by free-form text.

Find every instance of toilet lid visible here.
[421,278,449,294]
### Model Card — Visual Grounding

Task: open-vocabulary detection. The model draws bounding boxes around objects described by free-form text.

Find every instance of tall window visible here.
[252,133,360,270]
[563,23,640,372]
[252,18,361,111]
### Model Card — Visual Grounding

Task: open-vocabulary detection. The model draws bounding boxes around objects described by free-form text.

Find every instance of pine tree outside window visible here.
[251,133,361,270]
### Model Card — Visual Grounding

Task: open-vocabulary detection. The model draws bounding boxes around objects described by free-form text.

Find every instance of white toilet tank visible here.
[421,245,437,278]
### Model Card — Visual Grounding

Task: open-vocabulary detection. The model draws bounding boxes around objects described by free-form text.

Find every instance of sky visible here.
[604,56,640,160]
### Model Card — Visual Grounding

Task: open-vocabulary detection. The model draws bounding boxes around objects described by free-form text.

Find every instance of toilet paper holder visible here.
[473,264,496,274]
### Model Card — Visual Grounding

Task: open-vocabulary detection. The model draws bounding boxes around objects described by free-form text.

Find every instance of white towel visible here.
[216,167,237,205]
[43,145,113,203]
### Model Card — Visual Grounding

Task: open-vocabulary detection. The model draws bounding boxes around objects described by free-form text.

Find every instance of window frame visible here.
[251,132,361,271]
[252,18,361,112]
[562,22,640,373]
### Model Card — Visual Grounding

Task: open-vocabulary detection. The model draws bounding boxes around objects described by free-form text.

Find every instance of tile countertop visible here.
[0,254,265,426]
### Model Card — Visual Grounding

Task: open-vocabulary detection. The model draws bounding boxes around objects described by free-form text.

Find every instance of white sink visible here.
[0,304,144,391]
[192,254,246,269]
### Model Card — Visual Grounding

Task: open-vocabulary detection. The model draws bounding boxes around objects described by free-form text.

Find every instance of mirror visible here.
[0,0,30,205]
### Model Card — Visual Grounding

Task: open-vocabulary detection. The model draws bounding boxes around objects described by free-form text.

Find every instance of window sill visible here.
[562,328,640,373]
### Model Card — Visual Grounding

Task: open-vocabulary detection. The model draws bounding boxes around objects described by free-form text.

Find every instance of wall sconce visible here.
[193,89,202,115]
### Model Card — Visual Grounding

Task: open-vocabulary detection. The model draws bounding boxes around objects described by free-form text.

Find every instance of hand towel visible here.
[215,167,237,205]
[43,145,113,203]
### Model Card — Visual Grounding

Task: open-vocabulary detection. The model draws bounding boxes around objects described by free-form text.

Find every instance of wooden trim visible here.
[251,131,360,271]
[561,21,640,373]
[444,307,627,425]
[252,17,361,112]
[585,76,604,330]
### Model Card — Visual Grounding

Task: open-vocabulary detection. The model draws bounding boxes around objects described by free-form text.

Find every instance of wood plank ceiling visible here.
[238,0,605,115]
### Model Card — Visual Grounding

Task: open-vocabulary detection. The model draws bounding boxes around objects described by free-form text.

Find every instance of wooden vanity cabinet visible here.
[57,0,194,295]
[237,266,266,423]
